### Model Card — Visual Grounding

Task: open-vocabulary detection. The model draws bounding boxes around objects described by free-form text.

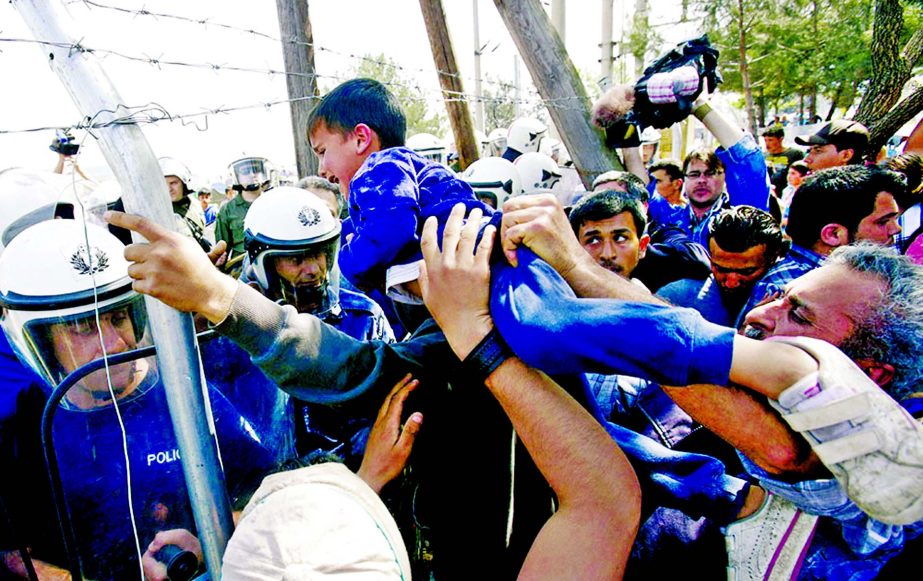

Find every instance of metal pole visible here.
[473,0,485,132]
[600,0,614,90]
[551,0,566,44]
[12,1,234,577]
[513,55,522,118]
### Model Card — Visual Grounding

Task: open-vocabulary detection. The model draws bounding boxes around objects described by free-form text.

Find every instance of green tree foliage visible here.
[479,74,550,134]
[351,53,447,137]
[697,0,875,122]
[696,0,922,135]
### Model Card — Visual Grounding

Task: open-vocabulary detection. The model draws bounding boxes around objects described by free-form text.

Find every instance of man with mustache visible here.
[676,91,772,248]
[498,193,923,579]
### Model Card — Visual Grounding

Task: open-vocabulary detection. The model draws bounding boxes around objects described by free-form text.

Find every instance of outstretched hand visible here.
[357,374,423,494]
[418,203,495,360]
[105,211,238,323]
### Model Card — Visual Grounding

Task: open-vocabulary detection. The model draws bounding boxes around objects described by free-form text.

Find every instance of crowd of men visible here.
[0,68,922,581]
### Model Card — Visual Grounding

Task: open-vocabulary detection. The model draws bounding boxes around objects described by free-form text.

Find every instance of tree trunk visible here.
[825,84,842,122]
[853,0,923,157]
[419,0,480,170]
[737,0,758,136]
[492,0,624,187]
[275,0,319,178]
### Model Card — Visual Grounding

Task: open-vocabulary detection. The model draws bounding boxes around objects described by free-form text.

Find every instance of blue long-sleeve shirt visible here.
[681,134,771,248]
[339,147,490,289]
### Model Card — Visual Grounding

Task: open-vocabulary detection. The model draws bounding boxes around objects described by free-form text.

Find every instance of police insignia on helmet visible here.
[70,245,109,275]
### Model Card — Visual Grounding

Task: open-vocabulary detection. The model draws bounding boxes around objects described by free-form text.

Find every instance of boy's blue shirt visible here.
[339,147,492,289]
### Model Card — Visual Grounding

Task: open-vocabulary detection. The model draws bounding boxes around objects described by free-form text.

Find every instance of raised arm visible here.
[420,204,640,580]
[692,88,770,210]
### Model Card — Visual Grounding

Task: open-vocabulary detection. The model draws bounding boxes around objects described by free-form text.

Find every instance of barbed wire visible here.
[66,0,536,95]
[0,34,593,108]
[0,81,591,137]
[0,33,592,136]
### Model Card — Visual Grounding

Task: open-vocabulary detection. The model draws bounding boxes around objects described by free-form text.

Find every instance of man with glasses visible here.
[678,91,772,247]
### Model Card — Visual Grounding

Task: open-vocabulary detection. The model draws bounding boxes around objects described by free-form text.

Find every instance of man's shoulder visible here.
[764,246,823,279]
[216,198,239,218]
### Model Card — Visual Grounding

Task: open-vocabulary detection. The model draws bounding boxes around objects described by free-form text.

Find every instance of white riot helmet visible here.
[487,128,508,157]
[640,127,662,145]
[244,187,342,315]
[640,127,662,163]
[514,152,563,193]
[460,157,522,209]
[0,221,150,400]
[158,157,192,189]
[505,117,547,157]
[229,156,272,192]
[475,130,490,158]
[406,133,447,166]
[0,168,64,251]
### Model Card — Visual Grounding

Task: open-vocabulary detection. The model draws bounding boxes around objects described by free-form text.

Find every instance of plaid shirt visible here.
[739,244,825,324]
[647,65,700,104]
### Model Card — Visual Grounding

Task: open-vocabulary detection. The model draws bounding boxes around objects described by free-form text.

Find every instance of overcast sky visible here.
[1,0,693,184]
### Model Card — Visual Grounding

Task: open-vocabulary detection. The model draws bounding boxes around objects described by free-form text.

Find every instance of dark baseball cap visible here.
[795,119,869,154]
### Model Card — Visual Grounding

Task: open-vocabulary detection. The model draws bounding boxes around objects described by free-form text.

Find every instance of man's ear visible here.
[854,358,895,389]
[839,148,856,165]
[353,124,377,156]
[638,234,651,259]
[819,223,849,247]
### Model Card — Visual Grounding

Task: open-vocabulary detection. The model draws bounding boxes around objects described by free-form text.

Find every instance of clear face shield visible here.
[15,294,154,410]
[264,236,341,316]
[230,158,269,192]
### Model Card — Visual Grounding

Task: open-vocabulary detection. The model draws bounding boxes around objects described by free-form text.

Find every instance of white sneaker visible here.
[725,492,818,581]
[769,336,923,525]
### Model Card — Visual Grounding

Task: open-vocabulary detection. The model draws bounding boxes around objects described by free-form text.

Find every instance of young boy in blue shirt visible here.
[307,78,490,299]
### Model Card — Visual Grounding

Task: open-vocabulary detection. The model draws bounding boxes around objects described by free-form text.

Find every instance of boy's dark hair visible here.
[569,189,647,238]
[882,153,923,209]
[307,78,406,149]
[708,206,785,258]
[682,148,724,174]
[789,160,809,177]
[761,125,785,138]
[786,166,907,249]
[649,159,684,181]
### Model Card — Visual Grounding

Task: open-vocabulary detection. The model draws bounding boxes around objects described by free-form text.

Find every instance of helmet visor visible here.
[18,295,153,409]
[264,240,340,315]
[231,158,269,190]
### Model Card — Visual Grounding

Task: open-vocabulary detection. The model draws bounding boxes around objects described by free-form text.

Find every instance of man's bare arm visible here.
[661,383,823,476]
[420,204,640,580]
[621,146,650,185]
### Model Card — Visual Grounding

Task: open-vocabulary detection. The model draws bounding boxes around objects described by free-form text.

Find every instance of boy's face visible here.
[310,122,367,196]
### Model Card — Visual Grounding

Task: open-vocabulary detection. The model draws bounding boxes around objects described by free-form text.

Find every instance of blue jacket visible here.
[680,134,771,248]
[340,147,492,289]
